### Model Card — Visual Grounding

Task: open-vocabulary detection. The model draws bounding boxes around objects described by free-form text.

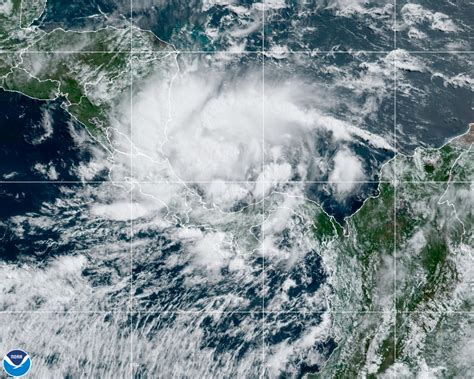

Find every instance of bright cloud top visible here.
[124,55,390,197]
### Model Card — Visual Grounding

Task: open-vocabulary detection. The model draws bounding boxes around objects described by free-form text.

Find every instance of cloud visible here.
[25,106,54,145]
[126,54,392,193]
[187,231,233,277]
[90,201,149,221]
[0,0,13,16]
[328,149,365,194]
[131,61,263,183]
[401,4,458,33]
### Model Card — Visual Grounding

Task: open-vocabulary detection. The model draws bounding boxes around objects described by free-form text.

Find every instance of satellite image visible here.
[0,0,472,378]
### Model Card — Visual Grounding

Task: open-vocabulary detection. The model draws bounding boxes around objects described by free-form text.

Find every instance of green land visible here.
[311,126,472,377]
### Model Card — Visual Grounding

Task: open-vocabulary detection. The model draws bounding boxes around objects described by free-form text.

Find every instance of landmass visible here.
[311,125,472,377]
[0,0,175,143]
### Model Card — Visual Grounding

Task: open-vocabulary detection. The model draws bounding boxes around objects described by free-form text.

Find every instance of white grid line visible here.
[1,50,474,54]
[393,0,398,368]
[1,310,472,315]
[1,181,472,184]
[261,1,266,376]
[130,0,134,377]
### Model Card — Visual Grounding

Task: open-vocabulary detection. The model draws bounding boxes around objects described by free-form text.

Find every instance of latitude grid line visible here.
[0,180,474,186]
[2,2,473,377]
[1,181,472,184]
[2,310,473,315]
[2,50,474,54]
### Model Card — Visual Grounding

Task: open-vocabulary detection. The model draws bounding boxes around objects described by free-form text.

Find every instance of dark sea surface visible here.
[0,90,99,182]
[35,0,128,30]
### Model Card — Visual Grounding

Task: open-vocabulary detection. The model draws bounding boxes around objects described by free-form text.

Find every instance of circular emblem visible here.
[3,349,31,377]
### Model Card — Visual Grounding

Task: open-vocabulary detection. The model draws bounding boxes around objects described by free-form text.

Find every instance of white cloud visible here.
[431,12,458,32]
[388,49,426,73]
[188,231,233,276]
[26,106,54,145]
[267,311,332,376]
[33,162,59,180]
[0,255,88,311]
[401,4,457,33]
[126,55,392,195]
[328,149,365,194]
[131,66,263,183]
[0,0,13,16]
[90,201,148,220]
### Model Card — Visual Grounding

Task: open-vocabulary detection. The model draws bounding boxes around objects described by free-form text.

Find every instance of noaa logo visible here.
[2,349,31,377]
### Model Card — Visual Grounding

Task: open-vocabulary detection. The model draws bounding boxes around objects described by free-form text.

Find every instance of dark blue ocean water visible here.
[0,90,102,182]
[35,0,126,30]
[0,90,107,261]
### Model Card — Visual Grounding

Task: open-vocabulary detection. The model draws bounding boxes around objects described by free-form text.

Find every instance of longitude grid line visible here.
[130,0,134,377]
[261,1,266,377]
[393,0,398,371]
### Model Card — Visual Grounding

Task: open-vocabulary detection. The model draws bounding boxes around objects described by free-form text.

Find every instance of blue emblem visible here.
[3,349,31,377]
